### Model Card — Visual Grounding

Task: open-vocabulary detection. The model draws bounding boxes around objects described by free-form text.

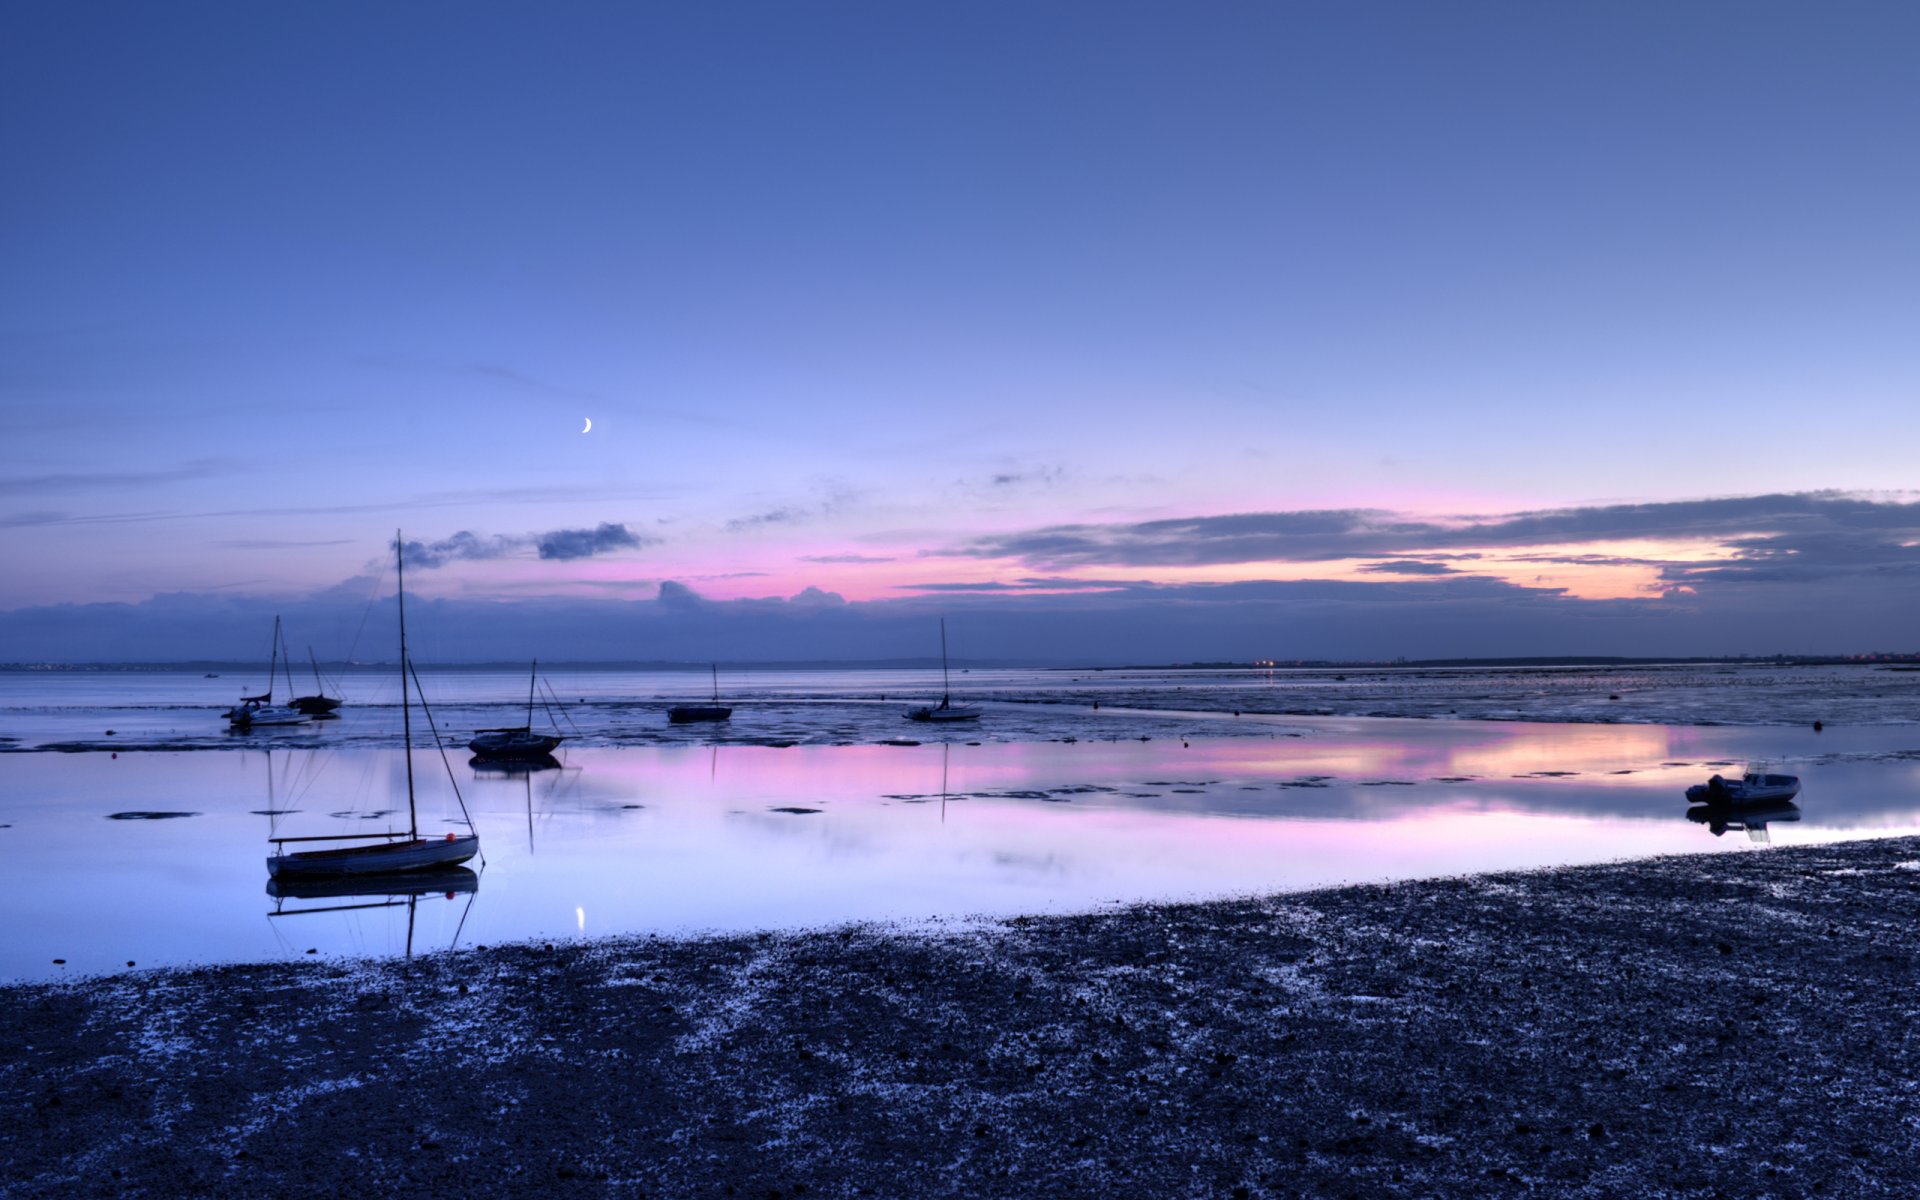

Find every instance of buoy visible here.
[1813,720,1824,732]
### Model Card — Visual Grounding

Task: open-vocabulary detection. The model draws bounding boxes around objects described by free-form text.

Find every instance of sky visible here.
[3,2,1919,662]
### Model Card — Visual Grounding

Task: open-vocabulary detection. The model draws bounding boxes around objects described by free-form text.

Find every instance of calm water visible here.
[5,661,1920,754]
[5,715,1920,982]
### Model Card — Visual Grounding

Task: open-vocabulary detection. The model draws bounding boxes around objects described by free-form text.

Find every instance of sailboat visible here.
[905,618,981,722]
[266,532,480,878]
[225,616,310,728]
[669,663,733,724]
[288,645,343,715]
[468,660,566,759]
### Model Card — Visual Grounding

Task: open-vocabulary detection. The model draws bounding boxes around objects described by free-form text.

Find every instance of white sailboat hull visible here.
[905,705,982,722]
[229,704,309,727]
[267,833,479,878]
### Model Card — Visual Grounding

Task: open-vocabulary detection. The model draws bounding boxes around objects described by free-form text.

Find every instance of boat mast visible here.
[280,625,295,699]
[308,646,326,697]
[266,615,281,703]
[710,662,719,702]
[527,659,537,729]
[397,531,418,840]
[940,618,951,706]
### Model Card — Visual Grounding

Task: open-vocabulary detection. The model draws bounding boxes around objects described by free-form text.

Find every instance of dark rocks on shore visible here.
[7,838,1920,1197]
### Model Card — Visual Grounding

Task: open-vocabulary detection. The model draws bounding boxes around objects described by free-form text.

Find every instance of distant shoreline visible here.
[5,653,1918,672]
[6,836,1918,1196]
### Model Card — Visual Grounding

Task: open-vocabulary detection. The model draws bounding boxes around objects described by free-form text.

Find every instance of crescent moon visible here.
[582,417,592,433]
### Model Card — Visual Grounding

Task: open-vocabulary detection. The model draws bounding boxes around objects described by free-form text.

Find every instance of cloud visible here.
[0,459,236,496]
[727,507,805,532]
[1359,561,1458,575]
[950,492,1920,576]
[801,554,896,564]
[726,481,859,533]
[215,538,356,550]
[401,530,524,568]
[903,577,1151,593]
[11,559,1920,664]
[536,522,649,561]
[402,522,655,568]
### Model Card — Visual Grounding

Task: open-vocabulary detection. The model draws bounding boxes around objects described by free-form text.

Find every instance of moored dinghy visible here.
[267,531,479,879]
[288,645,343,715]
[469,659,567,759]
[669,663,734,724]
[225,615,310,728]
[905,618,981,723]
[1685,764,1801,806]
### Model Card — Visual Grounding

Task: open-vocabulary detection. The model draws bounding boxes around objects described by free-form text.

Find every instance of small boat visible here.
[225,615,310,728]
[468,660,566,759]
[669,663,734,724]
[267,532,479,879]
[1685,766,1801,806]
[905,618,981,723]
[288,645,343,715]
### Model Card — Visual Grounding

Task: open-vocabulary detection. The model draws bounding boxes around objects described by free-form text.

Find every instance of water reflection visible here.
[267,868,480,957]
[1687,799,1803,843]
[469,752,562,776]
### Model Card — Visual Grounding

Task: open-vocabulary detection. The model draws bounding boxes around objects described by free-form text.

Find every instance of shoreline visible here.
[7,836,1920,1197]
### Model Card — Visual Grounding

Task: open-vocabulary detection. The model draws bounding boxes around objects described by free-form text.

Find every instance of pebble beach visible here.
[7,833,1920,1198]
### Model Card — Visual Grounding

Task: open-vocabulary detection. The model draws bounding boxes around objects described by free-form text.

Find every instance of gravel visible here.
[7,837,1920,1198]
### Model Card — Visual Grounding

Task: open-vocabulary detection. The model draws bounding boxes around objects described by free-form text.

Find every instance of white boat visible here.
[1685,765,1801,805]
[267,532,479,879]
[468,660,567,759]
[225,615,311,728]
[905,618,981,723]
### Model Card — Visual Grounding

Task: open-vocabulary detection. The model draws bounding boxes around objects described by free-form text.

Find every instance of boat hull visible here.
[468,731,565,759]
[905,705,981,722]
[1684,776,1801,805]
[228,704,309,728]
[289,695,342,714]
[267,834,479,878]
[669,705,733,723]
[267,866,479,901]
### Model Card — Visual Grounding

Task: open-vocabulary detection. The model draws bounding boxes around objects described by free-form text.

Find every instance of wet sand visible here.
[7,835,1920,1198]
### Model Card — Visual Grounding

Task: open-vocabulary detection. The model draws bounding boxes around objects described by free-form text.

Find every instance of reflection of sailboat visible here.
[1685,765,1800,805]
[268,867,479,903]
[906,619,981,723]
[225,616,309,728]
[669,663,733,724]
[468,752,561,776]
[469,660,566,759]
[267,532,480,878]
[267,868,479,959]
[289,645,343,715]
[1687,798,1802,843]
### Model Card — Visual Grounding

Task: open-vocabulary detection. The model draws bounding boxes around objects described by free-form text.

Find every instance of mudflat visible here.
[6,836,1919,1198]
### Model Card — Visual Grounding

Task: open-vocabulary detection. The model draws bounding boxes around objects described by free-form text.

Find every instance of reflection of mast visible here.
[267,870,480,959]
[941,742,950,825]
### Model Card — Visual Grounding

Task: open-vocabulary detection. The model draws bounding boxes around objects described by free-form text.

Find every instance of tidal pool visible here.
[4,716,1919,981]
